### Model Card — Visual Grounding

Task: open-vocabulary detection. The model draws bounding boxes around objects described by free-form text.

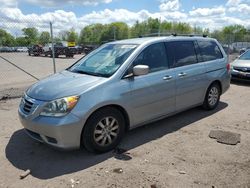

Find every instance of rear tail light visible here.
[226,63,230,71]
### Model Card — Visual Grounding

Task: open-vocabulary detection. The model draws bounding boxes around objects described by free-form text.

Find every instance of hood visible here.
[26,70,107,101]
[231,59,250,68]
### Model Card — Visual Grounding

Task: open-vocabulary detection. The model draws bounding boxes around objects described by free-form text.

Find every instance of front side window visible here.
[133,43,168,73]
[68,44,137,77]
[166,41,198,67]
[198,40,223,61]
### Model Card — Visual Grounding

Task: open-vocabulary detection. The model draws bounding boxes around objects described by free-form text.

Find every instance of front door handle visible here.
[178,72,187,77]
[163,75,173,80]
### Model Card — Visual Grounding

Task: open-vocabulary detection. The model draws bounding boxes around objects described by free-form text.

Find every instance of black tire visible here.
[202,83,221,110]
[82,107,126,153]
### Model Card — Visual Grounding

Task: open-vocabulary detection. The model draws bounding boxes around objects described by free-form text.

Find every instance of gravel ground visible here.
[0,81,250,188]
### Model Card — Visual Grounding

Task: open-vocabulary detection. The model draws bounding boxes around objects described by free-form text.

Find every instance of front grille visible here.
[234,67,250,73]
[20,95,39,115]
[23,99,34,113]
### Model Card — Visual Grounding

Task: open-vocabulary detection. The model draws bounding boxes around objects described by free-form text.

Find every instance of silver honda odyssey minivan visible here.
[18,36,231,153]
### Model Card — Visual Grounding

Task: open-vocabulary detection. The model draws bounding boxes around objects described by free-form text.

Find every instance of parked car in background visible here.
[17,47,28,52]
[28,45,43,56]
[240,48,246,55]
[42,43,52,57]
[43,42,76,58]
[82,45,98,54]
[231,50,250,80]
[19,36,230,153]
[0,47,12,52]
[75,46,84,54]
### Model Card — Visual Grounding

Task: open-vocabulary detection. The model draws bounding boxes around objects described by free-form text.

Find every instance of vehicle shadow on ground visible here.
[5,102,228,179]
[231,79,250,87]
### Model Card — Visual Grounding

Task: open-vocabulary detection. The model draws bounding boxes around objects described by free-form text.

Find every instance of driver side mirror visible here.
[133,65,149,76]
[123,65,149,79]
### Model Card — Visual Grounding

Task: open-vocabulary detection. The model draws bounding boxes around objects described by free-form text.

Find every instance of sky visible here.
[0,0,250,35]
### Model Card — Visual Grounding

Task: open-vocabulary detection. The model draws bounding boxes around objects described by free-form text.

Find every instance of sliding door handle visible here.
[163,75,173,80]
[178,72,187,77]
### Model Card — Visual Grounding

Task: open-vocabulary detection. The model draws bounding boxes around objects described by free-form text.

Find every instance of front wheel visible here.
[202,83,221,110]
[82,107,125,153]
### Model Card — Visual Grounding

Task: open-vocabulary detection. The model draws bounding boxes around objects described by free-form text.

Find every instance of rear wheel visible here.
[202,83,221,110]
[82,107,125,153]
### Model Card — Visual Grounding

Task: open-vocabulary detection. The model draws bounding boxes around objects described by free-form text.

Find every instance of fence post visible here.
[50,22,56,74]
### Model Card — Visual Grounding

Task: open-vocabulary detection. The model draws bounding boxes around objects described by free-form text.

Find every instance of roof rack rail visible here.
[171,33,208,37]
[139,33,173,38]
[139,33,208,38]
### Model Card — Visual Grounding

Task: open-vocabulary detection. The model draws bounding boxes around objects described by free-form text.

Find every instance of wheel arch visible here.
[209,80,222,94]
[80,104,130,147]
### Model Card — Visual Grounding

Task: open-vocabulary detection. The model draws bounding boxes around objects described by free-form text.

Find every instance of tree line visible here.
[0,18,249,47]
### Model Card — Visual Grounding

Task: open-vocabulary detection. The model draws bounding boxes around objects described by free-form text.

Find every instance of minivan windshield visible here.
[239,50,250,60]
[68,44,137,77]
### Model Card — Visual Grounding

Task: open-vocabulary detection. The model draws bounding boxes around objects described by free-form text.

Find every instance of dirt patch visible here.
[0,87,25,101]
[209,130,241,145]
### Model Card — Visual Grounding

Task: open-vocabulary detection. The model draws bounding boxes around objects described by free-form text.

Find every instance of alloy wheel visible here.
[93,116,119,146]
[208,87,219,106]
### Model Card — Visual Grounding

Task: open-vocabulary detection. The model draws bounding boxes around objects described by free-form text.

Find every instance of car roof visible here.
[109,36,215,45]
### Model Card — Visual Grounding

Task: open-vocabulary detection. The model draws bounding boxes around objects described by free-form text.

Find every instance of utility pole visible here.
[50,22,56,74]
[158,17,161,36]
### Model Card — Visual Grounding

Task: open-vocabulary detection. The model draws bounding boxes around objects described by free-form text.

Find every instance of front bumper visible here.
[231,69,250,80]
[18,97,84,150]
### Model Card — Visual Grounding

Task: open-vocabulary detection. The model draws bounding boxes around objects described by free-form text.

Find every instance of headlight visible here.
[40,96,79,117]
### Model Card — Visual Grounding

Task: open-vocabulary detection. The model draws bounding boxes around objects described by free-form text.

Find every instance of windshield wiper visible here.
[72,70,109,77]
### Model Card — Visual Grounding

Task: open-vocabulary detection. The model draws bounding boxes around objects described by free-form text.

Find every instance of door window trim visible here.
[122,42,170,79]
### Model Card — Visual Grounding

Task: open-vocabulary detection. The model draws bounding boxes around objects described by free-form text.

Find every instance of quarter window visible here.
[197,40,223,61]
[133,43,168,73]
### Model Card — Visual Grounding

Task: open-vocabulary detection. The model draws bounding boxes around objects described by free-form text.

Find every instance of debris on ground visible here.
[0,96,9,101]
[151,184,157,188]
[70,178,80,188]
[113,168,123,174]
[113,147,127,154]
[179,170,186,174]
[113,147,132,161]
[209,130,241,145]
[19,169,31,179]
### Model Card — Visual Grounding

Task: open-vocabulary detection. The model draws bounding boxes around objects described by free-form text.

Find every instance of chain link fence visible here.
[0,20,87,100]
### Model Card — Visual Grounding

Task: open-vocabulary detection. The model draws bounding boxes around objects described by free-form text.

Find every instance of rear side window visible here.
[197,40,223,61]
[165,41,198,67]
